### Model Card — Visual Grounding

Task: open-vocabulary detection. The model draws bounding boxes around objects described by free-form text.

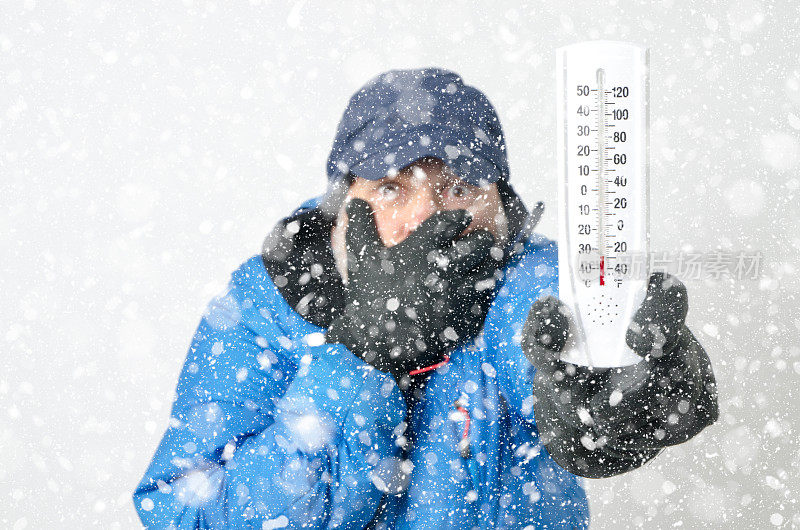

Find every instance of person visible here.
[133,67,718,528]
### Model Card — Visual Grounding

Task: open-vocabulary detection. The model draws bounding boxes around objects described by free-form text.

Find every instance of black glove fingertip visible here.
[437,209,473,242]
[344,198,382,254]
[448,229,496,273]
[523,297,570,362]
[628,273,690,356]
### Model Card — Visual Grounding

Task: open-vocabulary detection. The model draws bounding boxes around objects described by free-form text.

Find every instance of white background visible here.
[2,1,798,528]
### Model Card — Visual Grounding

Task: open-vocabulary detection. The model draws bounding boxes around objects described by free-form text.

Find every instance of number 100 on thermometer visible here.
[557,41,650,368]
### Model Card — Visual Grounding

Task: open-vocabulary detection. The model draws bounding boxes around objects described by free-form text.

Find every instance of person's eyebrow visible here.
[372,173,407,187]
[445,175,477,188]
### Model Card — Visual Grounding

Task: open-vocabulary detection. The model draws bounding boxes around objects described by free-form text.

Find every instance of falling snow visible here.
[2,1,798,528]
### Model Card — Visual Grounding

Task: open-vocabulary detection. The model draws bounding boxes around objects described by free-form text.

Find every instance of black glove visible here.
[522,272,719,478]
[328,198,499,393]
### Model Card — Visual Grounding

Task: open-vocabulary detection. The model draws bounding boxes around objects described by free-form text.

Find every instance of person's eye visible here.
[377,182,400,200]
[448,184,472,199]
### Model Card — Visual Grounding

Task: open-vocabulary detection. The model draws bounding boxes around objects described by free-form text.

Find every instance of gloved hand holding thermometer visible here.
[520,41,718,477]
[522,273,719,477]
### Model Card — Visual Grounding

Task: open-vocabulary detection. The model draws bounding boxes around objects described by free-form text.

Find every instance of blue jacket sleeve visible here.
[133,258,406,529]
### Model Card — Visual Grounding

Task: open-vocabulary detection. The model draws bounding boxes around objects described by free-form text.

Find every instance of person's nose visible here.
[403,183,444,236]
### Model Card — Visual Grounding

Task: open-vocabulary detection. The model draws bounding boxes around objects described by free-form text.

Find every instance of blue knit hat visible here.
[326,67,510,187]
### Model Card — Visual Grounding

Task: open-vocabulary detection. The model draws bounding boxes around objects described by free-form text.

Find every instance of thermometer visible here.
[556,41,650,368]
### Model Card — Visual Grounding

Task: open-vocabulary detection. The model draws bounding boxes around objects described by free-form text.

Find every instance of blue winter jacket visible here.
[133,197,589,529]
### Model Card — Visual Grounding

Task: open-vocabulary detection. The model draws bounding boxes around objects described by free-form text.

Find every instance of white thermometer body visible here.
[556,41,650,368]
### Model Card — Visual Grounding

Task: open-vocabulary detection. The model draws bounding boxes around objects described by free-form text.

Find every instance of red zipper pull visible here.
[408,354,450,376]
[454,399,472,459]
